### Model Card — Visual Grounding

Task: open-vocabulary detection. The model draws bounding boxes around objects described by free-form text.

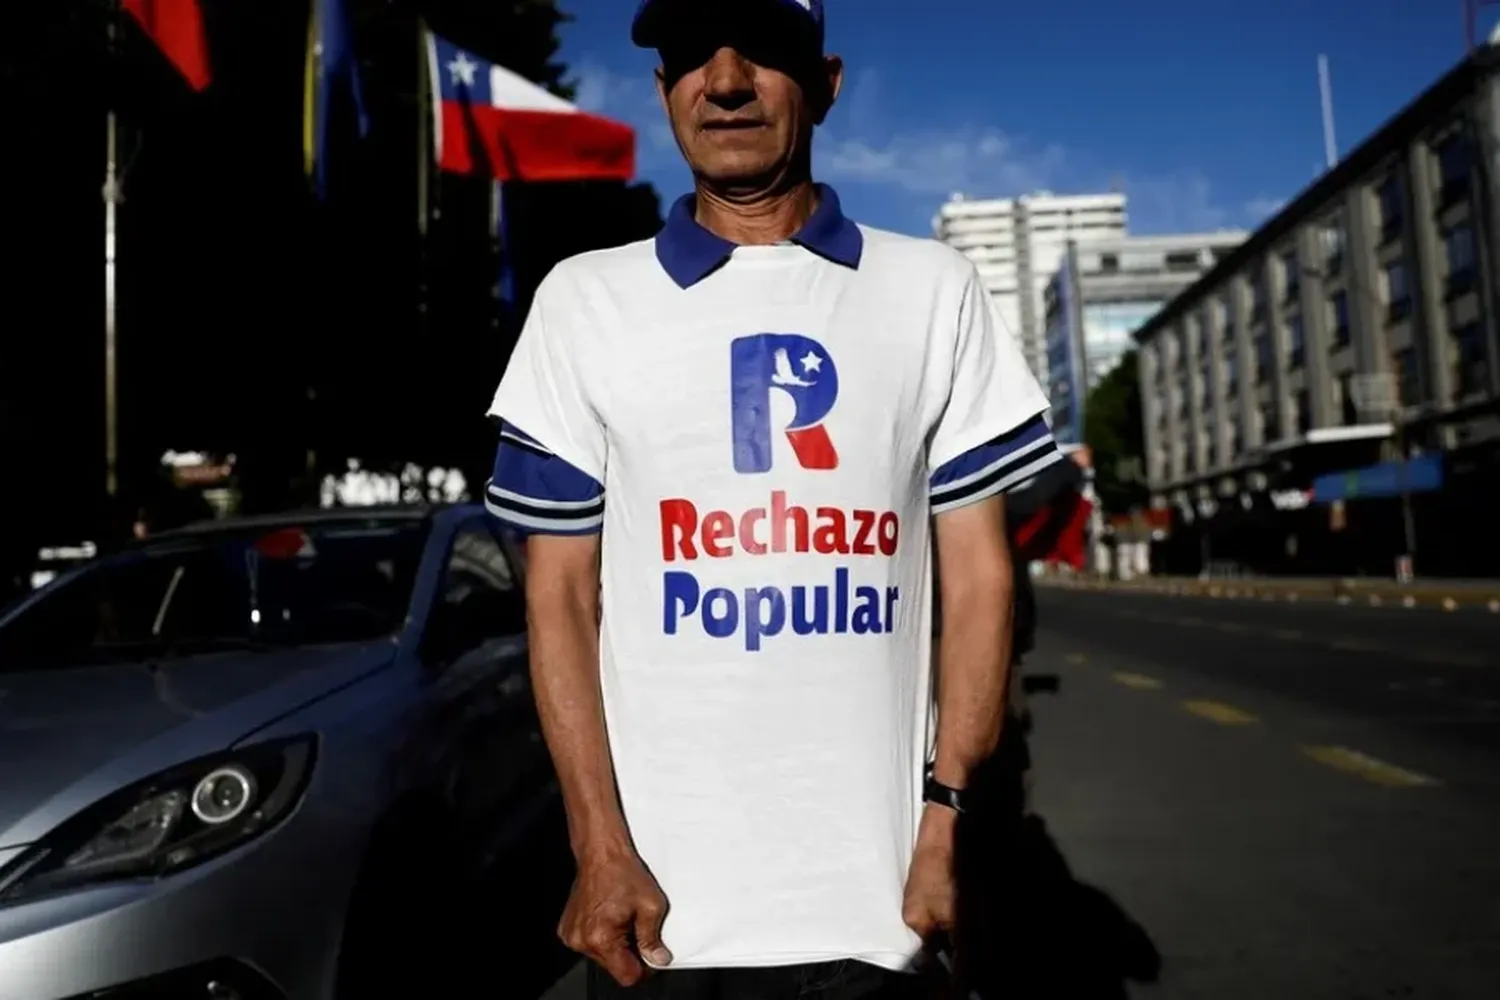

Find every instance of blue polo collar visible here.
[654,184,864,289]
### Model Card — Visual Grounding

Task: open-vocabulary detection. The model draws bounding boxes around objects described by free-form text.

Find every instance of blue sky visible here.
[558,0,1495,237]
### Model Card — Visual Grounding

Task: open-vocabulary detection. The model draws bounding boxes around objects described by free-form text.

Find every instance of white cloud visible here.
[1120,171,1241,234]
[566,58,1260,238]
[569,58,680,161]
[1244,195,1287,222]
[819,127,1067,198]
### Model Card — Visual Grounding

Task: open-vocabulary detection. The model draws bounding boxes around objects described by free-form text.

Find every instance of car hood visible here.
[0,641,395,849]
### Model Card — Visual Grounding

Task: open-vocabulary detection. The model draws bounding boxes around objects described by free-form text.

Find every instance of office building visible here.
[1045,231,1247,445]
[1133,47,1500,578]
[934,191,1127,382]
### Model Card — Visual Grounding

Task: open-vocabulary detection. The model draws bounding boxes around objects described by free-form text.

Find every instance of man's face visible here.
[655,22,842,189]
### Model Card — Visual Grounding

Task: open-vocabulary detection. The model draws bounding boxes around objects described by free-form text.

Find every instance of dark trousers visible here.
[586,960,932,1000]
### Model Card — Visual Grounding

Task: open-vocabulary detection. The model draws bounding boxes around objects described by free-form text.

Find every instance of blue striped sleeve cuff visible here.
[485,422,604,536]
[929,413,1063,515]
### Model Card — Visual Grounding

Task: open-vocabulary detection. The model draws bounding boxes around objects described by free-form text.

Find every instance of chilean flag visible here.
[427,33,636,182]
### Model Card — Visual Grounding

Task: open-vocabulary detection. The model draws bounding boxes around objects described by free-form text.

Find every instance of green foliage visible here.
[1083,349,1149,515]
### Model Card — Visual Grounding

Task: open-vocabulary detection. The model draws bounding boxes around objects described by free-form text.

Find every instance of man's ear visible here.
[811,54,844,125]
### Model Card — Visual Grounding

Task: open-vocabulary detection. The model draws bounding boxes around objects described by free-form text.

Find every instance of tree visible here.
[1082,350,1149,516]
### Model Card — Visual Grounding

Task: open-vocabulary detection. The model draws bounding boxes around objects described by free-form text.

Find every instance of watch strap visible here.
[922,769,967,813]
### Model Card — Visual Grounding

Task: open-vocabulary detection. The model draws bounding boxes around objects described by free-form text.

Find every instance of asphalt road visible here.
[1015,585,1500,998]
[534,587,1500,999]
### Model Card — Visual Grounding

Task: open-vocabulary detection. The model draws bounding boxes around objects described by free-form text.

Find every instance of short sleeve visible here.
[485,271,608,535]
[928,267,1062,515]
[485,422,604,535]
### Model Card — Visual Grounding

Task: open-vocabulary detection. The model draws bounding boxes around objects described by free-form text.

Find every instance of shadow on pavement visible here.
[954,696,1162,999]
[446,800,580,999]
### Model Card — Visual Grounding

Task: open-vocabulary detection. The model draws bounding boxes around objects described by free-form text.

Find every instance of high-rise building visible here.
[1045,231,1247,445]
[934,191,1127,382]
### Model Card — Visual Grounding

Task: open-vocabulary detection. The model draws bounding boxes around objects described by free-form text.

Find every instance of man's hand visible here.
[558,847,672,987]
[902,805,959,943]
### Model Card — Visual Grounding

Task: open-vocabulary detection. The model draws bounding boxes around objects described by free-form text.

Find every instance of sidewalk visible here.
[1037,573,1500,610]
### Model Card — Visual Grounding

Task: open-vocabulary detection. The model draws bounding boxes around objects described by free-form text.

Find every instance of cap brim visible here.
[632,0,820,50]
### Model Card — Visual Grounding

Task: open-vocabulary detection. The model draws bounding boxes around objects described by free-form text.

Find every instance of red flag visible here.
[1014,491,1093,570]
[123,0,212,92]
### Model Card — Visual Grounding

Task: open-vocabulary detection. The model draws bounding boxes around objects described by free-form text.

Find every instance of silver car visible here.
[0,504,567,1000]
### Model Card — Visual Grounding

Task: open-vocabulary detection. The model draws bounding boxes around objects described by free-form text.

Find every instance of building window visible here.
[1200,358,1213,396]
[1255,332,1274,383]
[1225,351,1238,394]
[1225,421,1240,462]
[1330,291,1351,347]
[1287,315,1305,368]
[1437,132,1470,205]
[1099,253,1119,273]
[1294,389,1312,435]
[1384,260,1411,321]
[1260,402,1281,444]
[1321,223,1345,273]
[1250,272,1267,320]
[1444,224,1476,295]
[1282,252,1300,302]
[1453,323,1489,398]
[1334,372,1358,425]
[1393,347,1421,406]
[1377,174,1403,242]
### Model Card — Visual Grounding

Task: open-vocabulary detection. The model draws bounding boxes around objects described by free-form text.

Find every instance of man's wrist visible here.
[569,816,636,866]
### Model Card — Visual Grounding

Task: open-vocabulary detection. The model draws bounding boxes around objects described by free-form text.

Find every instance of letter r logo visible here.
[729,333,839,475]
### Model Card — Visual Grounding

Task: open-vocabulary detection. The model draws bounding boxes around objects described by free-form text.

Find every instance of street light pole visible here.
[1395,405,1417,580]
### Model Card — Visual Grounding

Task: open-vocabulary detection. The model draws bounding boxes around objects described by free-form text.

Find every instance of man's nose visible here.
[702,47,755,107]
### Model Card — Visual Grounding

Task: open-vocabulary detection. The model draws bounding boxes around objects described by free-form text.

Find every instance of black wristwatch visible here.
[923,765,967,814]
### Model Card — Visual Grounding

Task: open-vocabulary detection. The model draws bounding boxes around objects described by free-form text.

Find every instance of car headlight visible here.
[0,735,316,905]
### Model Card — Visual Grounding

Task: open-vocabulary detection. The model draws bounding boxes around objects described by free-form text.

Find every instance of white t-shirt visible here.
[486,186,1059,972]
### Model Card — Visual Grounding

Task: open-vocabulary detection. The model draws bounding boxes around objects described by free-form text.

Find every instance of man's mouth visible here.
[701,119,765,131]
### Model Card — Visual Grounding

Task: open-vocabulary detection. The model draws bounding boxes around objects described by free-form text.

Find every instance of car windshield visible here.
[0,519,430,672]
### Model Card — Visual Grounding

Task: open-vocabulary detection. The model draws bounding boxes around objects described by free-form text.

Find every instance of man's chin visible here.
[692,158,789,193]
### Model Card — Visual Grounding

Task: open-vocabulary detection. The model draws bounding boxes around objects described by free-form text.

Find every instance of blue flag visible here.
[303,0,370,200]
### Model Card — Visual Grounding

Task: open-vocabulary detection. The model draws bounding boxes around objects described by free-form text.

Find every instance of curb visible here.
[1036,577,1500,612]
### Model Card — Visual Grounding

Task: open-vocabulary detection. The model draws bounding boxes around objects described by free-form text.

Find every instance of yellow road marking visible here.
[1302,746,1440,788]
[1064,653,1087,665]
[1408,650,1488,668]
[1181,699,1259,725]
[1113,672,1163,690]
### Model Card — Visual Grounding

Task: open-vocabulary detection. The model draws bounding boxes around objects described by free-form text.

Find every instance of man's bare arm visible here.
[527,533,671,981]
[525,533,631,861]
[930,493,1015,791]
[902,494,1014,941]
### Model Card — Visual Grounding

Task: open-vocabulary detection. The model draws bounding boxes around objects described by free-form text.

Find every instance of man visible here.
[484,1,1062,997]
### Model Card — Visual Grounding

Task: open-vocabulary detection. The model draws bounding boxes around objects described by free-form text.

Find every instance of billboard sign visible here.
[1045,244,1086,446]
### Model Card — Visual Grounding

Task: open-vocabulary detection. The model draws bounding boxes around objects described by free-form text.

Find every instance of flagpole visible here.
[104,1,123,499]
[416,18,430,240]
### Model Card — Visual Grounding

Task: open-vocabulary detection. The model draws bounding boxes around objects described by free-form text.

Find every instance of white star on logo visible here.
[447,52,478,88]
[800,351,823,373]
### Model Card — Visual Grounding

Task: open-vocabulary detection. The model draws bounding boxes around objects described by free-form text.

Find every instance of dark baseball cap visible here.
[631,0,826,52]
